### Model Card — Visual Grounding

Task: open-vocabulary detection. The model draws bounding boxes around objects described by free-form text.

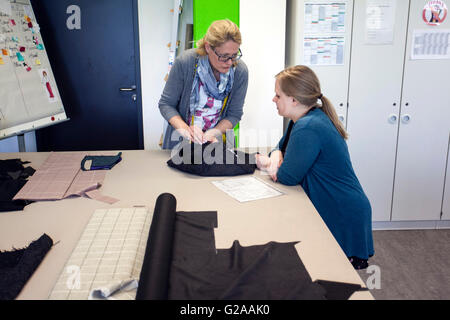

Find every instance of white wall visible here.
[139,0,174,150]
[239,0,286,149]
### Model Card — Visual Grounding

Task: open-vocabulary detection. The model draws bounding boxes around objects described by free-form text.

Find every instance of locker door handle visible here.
[401,114,411,124]
[388,114,398,124]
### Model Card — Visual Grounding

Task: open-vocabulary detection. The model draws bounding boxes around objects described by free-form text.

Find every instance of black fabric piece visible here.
[136,193,177,300]
[80,152,122,171]
[137,193,367,300]
[0,159,35,212]
[314,280,369,300]
[170,238,327,300]
[167,141,257,177]
[0,234,53,300]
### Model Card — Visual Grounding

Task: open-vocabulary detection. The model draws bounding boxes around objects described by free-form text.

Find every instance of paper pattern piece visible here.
[365,0,396,44]
[212,176,284,203]
[303,1,347,66]
[13,153,119,204]
[411,29,450,60]
[49,207,152,300]
[0,0,11,16]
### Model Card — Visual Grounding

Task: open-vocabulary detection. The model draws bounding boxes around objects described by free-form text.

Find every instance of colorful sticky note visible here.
[19,46,25,52]
[26,66,32,72]
[16,52,24,61]
[2,49,8,56]
[28,22,33,28]
[0,57,4,65]
[9,19,16,26]
[35,58,41,65]
[36,44,44,50]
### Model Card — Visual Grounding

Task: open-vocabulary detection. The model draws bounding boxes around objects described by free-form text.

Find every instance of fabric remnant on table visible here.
[0,159,35,212]
[0,234,53,300]
[81,152,122,171]
[13,153,118,204]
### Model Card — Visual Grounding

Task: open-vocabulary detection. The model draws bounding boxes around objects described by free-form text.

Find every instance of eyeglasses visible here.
[212,47,243,62]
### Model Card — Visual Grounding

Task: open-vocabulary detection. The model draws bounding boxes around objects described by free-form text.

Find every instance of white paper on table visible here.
[212,176,284,203]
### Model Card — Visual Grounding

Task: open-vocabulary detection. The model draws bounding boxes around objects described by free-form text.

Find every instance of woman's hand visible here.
[256,151,284,182]
[190,125,205,144]
[204,128,222,143]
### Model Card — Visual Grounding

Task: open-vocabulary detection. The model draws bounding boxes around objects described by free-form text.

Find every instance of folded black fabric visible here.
[80,152,122,171]
[0,234,53,300]
[167,141,257,176]
[0,159,35,212]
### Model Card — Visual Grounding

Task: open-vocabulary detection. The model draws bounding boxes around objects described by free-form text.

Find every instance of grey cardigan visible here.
[158,48,249,149]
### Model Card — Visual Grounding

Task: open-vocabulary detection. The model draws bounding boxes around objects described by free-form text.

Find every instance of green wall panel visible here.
[193,0,240,146]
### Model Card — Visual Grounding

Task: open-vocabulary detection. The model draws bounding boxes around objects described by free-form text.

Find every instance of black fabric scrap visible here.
[0,234,53,300]
[0,159,35,212]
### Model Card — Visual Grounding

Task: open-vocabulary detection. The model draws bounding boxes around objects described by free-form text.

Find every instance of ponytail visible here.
[320,95,348,140]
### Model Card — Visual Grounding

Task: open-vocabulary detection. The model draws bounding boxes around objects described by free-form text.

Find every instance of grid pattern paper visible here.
[48,207,152,300]
[13,152,118,204]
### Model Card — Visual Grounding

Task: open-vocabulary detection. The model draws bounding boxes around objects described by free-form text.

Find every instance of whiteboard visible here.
[0,0,67,140]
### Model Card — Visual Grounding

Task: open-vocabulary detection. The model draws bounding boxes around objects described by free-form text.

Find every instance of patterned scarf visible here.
[189,55,235,121]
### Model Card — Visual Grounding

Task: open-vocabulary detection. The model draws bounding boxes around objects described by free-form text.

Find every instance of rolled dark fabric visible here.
[136,193,177,300]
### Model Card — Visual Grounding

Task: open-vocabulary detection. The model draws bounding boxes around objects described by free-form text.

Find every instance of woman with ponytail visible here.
[256,65,374,269]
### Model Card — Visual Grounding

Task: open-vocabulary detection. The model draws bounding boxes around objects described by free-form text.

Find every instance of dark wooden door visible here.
[32,0,143,151]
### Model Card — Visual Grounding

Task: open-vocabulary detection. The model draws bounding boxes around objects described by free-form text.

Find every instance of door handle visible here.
[119,85,136,92]
[338,115,345,123]
[401,114,411,124]
[388,114,398,124]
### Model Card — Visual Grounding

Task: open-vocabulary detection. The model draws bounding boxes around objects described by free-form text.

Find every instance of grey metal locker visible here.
[346,0,410,222]
[391,0,450,221]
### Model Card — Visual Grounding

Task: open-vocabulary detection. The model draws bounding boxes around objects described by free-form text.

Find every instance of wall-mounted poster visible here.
[303,1,347,66]
[365,0,397,44]
[411,29,450,60]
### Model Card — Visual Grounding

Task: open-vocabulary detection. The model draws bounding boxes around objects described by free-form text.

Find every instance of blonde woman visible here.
[257,65,374,269]
[159,19,248,149]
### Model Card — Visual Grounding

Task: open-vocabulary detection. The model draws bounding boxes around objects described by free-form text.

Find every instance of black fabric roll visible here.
[135,193,177,300]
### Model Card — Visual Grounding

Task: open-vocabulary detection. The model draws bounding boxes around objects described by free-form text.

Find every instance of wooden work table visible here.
[0,150,374,300]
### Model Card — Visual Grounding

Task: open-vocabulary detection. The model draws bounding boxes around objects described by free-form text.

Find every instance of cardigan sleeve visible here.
[276,128,321,186]
[158,53,188,122]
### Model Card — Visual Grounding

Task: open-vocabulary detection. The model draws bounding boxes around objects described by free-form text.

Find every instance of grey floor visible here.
[356,229,450,300]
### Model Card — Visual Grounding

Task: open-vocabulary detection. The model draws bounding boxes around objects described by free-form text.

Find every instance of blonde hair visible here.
[196,19,242,56]
[276,65,348,140]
